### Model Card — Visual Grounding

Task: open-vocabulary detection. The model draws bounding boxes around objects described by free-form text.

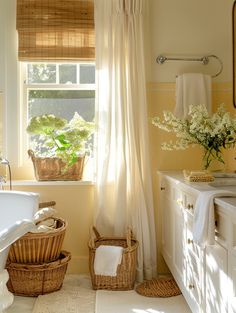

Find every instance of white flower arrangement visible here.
[152,104,236,170]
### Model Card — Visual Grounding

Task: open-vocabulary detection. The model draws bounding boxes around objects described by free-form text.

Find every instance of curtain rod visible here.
[156,54,223,78]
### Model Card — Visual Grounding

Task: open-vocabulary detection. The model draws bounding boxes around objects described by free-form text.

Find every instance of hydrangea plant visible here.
[152,104,236,170]
[27,113,94,168]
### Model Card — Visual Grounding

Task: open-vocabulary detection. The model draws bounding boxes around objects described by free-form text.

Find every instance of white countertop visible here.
[158,171,236,214]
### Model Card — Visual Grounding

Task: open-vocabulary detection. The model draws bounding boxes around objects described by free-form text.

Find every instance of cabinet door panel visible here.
[205,243,228,313]
[174,203,186,283]
[161,195,173,264]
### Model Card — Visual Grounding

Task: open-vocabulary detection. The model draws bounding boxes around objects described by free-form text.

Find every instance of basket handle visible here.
[92,226,101,239]
[126,227,132,249]
[39,201,56,209]
[28,149,35,159]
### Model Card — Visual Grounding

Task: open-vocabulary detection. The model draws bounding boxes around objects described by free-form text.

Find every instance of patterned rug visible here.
[32,275,96,313]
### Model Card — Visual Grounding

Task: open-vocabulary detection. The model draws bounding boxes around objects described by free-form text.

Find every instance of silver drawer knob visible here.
[189,284,194,289]
[187,238,193,244]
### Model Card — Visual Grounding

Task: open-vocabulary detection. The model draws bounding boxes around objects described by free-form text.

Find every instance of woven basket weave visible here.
[6,250,71,297]
[28,149,85,181]
[136,276,181,297]
[88,227,138,291]
[8,218,67,264]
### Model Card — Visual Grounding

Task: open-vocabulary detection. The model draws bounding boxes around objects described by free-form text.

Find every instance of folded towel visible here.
[212,172,236,178]
[209,178,236,186]
[30,218,57,233]
[175,73,212,118]
[33,207,57,224]
[94,245,123,276]
[193,190,236,248]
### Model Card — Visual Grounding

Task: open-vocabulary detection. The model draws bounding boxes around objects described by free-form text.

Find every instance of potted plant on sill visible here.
[27,113,94,181]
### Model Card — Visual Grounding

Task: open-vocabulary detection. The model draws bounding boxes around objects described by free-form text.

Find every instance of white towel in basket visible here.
[94,245,123,276]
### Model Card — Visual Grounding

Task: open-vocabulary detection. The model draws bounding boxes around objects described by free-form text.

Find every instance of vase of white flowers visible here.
[152,104,236,171]
[27,113,94,181]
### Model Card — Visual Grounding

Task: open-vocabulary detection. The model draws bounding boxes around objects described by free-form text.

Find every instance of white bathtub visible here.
[0,190,39,312]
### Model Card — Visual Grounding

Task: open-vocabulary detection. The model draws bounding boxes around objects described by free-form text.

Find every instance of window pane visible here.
[59,64,77,84]
[80,65,95,84]
[27,64,56,84]
[28,90,95,122]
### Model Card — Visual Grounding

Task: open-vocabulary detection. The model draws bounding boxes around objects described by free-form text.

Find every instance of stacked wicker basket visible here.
[6,203,71,297]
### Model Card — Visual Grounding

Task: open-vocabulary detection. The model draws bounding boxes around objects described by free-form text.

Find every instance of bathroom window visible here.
[21,62,95,174]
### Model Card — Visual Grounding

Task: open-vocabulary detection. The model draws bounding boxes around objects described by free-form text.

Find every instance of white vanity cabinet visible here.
[158,172,236,313]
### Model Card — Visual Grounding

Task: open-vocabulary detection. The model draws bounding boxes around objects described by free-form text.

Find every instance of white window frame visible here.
[19,61,96,168]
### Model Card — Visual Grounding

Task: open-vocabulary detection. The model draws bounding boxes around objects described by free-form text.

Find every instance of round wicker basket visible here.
[6,250,71,297]
[8,218,67,264]
[135,276,181,297]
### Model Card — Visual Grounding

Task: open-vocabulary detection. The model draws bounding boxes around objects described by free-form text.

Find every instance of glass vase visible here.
[202,147,225,171]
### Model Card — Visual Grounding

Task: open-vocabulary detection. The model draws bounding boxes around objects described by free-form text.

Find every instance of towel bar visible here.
[156,54,223,78]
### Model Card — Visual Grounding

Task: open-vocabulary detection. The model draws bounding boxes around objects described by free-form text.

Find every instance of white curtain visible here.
[94,0,157,282]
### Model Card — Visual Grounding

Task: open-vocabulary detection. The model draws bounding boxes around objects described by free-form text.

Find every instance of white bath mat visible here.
[32,275,95,313]
[95,289,191,313]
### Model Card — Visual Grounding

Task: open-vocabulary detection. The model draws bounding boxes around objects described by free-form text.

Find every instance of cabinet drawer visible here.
[186,219,202,260]
[184,192,197,216]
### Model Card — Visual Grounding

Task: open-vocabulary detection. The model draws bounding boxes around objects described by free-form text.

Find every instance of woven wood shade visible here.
[16,0,95,61]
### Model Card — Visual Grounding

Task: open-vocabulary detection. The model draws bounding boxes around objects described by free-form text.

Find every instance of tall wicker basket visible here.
[88,227,138,291]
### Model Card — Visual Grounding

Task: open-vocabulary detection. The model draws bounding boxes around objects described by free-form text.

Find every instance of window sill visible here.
[8,180,94,187]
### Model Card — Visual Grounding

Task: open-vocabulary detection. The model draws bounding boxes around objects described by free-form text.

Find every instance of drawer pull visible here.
[187,204,194,210]
[160,187,165,191]
[189,284,195,289]
[187,238,193,244]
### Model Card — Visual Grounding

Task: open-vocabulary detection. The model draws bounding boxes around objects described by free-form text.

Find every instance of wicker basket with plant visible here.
[27,113,94,180]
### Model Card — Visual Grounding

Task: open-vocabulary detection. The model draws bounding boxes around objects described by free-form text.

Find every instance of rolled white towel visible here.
[94,245,123,276]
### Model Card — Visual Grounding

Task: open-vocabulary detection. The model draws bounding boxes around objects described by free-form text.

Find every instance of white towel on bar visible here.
[174,73,212,118]
[94,245,123,276]
[193,190,236,248]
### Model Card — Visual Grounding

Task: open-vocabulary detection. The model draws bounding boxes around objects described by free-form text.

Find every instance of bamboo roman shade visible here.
[16,0,95,61]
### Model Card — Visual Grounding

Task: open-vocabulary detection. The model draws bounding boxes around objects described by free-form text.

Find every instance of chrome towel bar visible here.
[156,54,223,78]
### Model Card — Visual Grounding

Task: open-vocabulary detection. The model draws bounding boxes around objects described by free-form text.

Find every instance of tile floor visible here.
[5,274,192,313]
